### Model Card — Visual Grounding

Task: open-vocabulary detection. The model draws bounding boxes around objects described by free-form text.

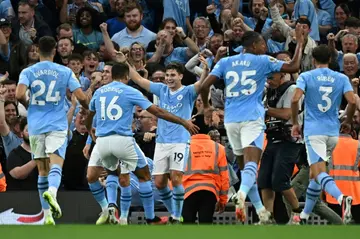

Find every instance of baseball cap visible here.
[0,18,11,27]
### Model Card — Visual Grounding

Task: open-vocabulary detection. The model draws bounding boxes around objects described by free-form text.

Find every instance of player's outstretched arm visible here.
[280,24,305,74]
[147,105,199,135]
[344,91,357,123]
[128,63,151,92]
[72,88,89,110]
[15,84,29,109]
[200,75,217,109]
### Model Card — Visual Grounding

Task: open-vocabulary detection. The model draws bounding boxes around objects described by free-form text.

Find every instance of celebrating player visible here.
[15,36,89,225]
[86,62,199,224]
[291,45,355,224]
[200,25,306,223]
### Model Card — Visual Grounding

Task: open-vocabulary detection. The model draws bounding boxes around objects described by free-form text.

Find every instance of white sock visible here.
[256,206,266,215]
[44,209,51,217]
[102,206,108,212]
[48,186,58,197]
[300,211,310,220]
[337,194,344,205]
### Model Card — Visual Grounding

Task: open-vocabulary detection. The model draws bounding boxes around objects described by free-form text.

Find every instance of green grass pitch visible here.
[1,225,359,239]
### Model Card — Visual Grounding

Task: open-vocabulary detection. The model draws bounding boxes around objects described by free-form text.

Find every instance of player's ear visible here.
[52,48,56,57]
[179,73,183,80]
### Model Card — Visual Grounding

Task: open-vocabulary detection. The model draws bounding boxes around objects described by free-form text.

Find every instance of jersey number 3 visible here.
[100,96,123,121]
[31,80,60,105]
[225,70,257,97]
[318,86,332,112]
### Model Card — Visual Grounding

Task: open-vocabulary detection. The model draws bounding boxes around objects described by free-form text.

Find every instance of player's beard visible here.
[23,136,30,144]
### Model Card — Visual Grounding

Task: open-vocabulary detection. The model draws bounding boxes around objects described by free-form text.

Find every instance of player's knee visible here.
[86,167,101,183]
[134,166,151,182]
[170,171,183,187]
[236,155,244,170]
[119,174,130,187]
[154,175,167,189]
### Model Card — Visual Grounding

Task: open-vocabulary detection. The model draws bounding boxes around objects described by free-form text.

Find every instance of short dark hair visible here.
[296,18,311,29]
[165,62,184,74]
[58,37,74,46]
[111,62,129,80]
[18,0,35,9]
[273,50,293,58]
[68,53,83,63]
[82,50,99,60]
[312,45,331,64]
[38,36,57,57]
[104,61,116,67]
[124,2,143,14]
[242,31,263,48]
[345,17,360,28]
[0,79,16,86]
[56,23,72,35]
[19,117,27,132]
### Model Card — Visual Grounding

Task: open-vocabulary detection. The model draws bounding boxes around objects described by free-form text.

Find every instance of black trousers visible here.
[182,190,217,224]
[258,140,302,192]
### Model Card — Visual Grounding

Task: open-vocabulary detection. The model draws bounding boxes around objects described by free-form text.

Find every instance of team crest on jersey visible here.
[177,95,183,101]
[269,56,277,63]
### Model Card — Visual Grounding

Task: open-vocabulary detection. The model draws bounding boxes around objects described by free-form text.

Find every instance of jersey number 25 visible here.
[225,70,257,98]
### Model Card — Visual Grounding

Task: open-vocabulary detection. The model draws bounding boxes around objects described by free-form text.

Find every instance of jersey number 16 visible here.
[100,96,123,121]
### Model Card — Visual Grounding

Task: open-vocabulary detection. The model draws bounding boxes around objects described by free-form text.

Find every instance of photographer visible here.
[258,51,303,224]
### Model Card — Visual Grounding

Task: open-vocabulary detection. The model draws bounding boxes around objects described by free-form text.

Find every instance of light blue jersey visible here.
[90,81,152,137]
[296,68,353,137]
[18,61,81,136]
[210,53,284,124]
[149,82,197,143]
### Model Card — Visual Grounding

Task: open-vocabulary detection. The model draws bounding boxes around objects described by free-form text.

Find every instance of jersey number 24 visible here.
[31,80,60,105]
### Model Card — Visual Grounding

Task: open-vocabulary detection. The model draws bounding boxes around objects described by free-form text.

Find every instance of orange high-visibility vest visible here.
[326,135,360,205]
[0,163,6,192]
[183,134,230,204]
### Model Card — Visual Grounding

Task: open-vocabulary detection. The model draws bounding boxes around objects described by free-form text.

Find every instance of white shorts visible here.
[304,135,338,166]
[88,143,102,168]
[96,135,147,174]
[30,130,68,159]
[152,143,190,175]
[225,118,265,156]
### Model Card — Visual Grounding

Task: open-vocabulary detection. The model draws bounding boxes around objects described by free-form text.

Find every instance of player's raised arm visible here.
[128,63,151,92]
[280,24,305,73]
[147,104,199,135]
[194,55,210,94]
[113,51,151,92]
